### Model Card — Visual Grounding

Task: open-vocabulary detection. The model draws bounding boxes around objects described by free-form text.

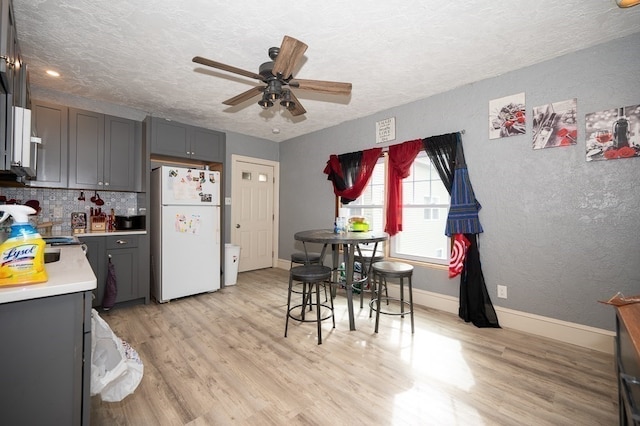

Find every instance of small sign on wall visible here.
[376,117,396,144]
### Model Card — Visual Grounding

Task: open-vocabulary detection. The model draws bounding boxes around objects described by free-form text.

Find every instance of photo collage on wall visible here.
[489,93,639,162]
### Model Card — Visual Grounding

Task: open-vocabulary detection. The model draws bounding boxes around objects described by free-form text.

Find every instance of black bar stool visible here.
[370,261,414,334]
[290,251,327,304]
[284,265,334,344]
[290,251,322,267]
[353,245,385,309]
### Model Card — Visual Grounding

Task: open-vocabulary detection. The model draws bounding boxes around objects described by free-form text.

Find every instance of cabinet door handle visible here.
[104,182,109,186]
[116,239,127,245]
[98,181,103,186]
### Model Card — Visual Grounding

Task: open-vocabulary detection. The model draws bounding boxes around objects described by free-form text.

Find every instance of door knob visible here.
[235,224,240,228]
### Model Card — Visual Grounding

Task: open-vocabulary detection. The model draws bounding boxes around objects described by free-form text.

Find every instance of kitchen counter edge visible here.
[0,245,97,304]
[73,230,147,237]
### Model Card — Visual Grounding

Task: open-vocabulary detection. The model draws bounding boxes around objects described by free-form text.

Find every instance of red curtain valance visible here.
[324,147,382,204]
[384,139,423,236]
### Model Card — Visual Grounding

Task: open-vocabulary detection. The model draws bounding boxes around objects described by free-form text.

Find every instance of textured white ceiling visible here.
[11,1,640,142]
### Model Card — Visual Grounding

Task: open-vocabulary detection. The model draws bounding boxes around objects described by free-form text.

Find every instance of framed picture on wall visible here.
[532,98,577,150]
[585,103,640,161]
[489,92,526,140]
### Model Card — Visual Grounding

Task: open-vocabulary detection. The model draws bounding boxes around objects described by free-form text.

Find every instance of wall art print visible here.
[489,92,526,140]
[585,104,640,162]
[532,98,577,150]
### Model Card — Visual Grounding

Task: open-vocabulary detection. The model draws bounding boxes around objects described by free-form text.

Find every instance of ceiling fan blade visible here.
[193,56,263,81]
[289,79,352,95]
[286,90,306,116]
[222,86,264,106]
[272,36,308,79]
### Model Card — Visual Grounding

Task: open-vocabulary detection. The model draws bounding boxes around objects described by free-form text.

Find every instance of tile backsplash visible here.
[0,188,139,234]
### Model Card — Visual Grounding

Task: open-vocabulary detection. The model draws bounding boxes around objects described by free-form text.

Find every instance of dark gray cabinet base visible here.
[80,234,149,309]
[0,290,92,426]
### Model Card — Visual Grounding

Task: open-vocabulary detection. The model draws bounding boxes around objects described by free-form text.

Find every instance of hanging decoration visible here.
[449,233,471,278]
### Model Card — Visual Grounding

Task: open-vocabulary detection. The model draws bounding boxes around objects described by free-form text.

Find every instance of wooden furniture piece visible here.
[615,303,640,425]
[285,264,334,344]
[370,260,415,334]
[294,229,388,331]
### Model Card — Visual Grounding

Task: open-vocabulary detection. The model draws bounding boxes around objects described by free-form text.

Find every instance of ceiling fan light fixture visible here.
[280,90,296,110]
[258,93,273,109]
[265,80,282,102]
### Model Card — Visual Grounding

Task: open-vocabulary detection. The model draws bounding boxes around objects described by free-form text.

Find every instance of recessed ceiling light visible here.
[272,128,280,134]
[46,70,60,77]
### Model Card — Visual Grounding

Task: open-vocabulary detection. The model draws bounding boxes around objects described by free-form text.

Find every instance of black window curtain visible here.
[324,148,382,204]
[423,132,500,328]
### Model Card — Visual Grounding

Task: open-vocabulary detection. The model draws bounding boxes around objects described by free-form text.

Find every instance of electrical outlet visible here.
[497,285,508,299]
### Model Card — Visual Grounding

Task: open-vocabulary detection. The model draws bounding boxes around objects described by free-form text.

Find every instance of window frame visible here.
[337,152,451,266]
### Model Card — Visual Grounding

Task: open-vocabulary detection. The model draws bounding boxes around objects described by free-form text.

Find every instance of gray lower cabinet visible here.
[29,100,69,188]
[80,234,149,308]
[0,290,92,426]
[149,116,225,162]
[69,108,140,191]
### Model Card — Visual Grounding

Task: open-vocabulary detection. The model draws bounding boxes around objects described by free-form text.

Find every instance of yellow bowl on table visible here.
[351,222,369,232]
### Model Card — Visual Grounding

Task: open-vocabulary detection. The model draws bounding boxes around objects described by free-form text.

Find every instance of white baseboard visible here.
[275,260,615,354]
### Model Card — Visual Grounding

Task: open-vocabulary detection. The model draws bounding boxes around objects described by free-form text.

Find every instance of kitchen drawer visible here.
[106,235,139,249]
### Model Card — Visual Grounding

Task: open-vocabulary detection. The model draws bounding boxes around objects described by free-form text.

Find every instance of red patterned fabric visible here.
[449,233,471,278]
[324,148,382,203]
[385,139,423,236]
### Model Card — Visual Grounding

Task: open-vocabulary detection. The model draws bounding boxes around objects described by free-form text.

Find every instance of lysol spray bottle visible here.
[0,205,48,286]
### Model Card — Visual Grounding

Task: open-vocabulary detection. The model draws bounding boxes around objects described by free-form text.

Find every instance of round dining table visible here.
[294,229,388,331]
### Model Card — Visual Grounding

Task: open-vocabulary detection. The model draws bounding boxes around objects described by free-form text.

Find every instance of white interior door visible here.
[232,158,276,272]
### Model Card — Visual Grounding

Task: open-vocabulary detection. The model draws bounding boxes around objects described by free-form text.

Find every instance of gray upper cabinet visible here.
[69,108,139,191]
[150,117,224,163]
[29,100,69,188]
[69,108,104,189]
[0,0,17,95]
[149,118,189,158]
[191,126,224,162]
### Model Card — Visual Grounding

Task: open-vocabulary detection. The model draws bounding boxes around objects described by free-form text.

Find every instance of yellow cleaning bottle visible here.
[0,205,48,286]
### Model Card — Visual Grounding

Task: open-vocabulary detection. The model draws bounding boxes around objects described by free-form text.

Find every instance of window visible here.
[340,152,450,265]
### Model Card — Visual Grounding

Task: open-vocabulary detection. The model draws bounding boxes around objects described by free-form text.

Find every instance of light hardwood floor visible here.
[91,267,618,425]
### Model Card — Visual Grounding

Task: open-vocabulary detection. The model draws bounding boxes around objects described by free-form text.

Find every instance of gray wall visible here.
[279,32,640,331]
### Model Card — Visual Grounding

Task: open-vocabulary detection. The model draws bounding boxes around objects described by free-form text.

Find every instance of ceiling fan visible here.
[193,36,352,117]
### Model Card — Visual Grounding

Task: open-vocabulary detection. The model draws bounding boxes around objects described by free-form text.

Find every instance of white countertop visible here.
[0,245,97,304]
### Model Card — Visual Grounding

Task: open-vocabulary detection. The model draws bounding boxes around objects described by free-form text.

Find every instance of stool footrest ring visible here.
[370,297,412,316]
[287,304,334,323]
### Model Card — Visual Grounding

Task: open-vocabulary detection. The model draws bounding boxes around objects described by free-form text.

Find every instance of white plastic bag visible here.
[91,309,144,402]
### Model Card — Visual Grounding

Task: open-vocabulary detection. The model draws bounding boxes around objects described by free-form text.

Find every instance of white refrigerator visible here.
[151,166,221,303]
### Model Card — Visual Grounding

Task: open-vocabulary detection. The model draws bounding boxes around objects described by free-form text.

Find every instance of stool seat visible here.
[372,261,413,277]
[355,250,384,263]
[291,252,322,264]
[290,265,331,282]
[370,261,414,334]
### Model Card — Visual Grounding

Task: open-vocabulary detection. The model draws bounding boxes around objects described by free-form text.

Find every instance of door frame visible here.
[230,154,280,268]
